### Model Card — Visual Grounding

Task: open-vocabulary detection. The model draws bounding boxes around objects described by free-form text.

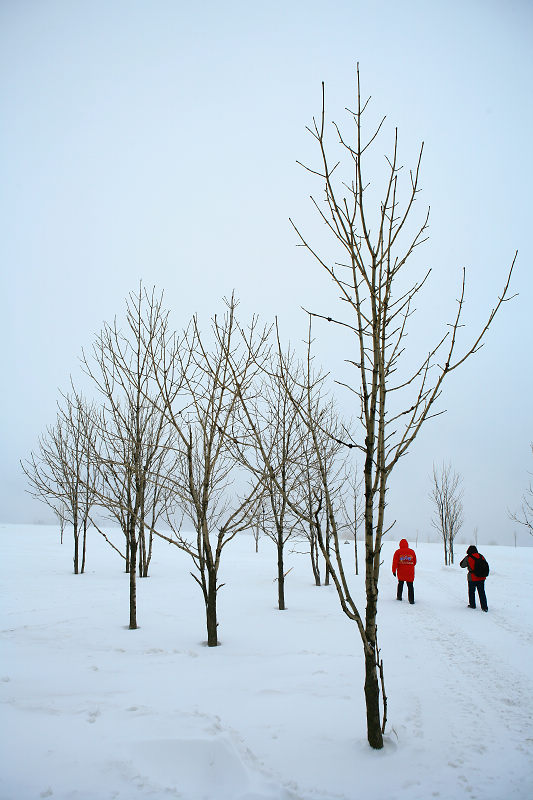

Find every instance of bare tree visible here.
[296,390,349,588]
[299,452,324,586]
[80,286,178,629]
[231,350,312,609]
[348,468,364,576]
[252,505,265,553]
[289,66,516,748]
[22,394,98,574]
[149,296,270,645]
[430,462,464,565]
[510,443,533,536]
[55,508,66,544]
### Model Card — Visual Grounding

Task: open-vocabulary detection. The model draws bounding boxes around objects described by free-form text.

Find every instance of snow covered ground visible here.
[1,524,532,800]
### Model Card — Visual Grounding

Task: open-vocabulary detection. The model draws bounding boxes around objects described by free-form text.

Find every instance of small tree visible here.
[430,462,464,565]
[22,394,98,574]
[510,443,533,536]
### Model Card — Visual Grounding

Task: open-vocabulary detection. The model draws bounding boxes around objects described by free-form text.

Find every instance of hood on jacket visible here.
[399,539,409,549]
[467,545,478,555]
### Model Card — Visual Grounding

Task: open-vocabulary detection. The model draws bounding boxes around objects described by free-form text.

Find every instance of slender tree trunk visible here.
[81,518,88,574]
[324,517,331,585]
[129,533,138,630]
[277,535,286,610]
[206,568,218,646]
[138,523,146,577]
[325,543,331,585]
[363,403,384,749]
[73,520,79,575]
[364,536,383,748]
[310,531,321,586]
[139,492,149,577]
[354,492,359,575]
[145,526,154,577]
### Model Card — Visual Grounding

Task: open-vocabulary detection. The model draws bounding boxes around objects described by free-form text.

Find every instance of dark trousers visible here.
[468,580,488,611]
[397,580,414,604]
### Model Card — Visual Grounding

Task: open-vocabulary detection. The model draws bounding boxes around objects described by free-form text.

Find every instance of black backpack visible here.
[472,553,490,578]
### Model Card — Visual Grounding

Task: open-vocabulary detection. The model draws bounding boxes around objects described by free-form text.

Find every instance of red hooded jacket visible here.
[392,539,416,582]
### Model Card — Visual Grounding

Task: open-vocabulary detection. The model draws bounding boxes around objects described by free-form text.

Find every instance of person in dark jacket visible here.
[459,545,488,612]
[392,539,416,604]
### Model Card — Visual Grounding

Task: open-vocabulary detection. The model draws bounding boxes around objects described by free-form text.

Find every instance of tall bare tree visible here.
[22,394,98,574]
[289,66,516,748]
[430,462,464,565]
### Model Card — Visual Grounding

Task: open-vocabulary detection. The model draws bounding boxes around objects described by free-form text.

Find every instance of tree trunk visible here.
[125,536,130,574]
[73,521,79,575]
[145,514,154,576]
[138,522,146,577]
[81,518,88,574]
[324,523,331,586]
[206,568,218,646]
[129,535,138,630]
[364,649,383,749]
[363,420,384,749]
[310,534,321,586]
[277,538,286,610]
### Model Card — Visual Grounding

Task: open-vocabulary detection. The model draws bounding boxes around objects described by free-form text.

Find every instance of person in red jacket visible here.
[392,539,417,604]
[459,545,488,611]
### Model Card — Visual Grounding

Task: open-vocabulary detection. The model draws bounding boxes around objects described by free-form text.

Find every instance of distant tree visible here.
[299,453,324,587]
[300,396,348,588]
[22,394,98,574]
[55,507,66,544]
[288,66,516,749]
[252,505,265,553]
[430,462,464,565]
[231,349,311,609]
[510,443,533,536]
[345,467,364,576]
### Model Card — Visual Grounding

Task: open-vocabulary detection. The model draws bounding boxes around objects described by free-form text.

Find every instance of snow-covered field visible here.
[1,524,532,800]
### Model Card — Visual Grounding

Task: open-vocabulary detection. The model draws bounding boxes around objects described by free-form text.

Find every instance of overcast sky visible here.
[1,0,532,545]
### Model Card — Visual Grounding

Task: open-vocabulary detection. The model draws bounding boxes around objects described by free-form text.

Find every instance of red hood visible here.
[399,539,409,549]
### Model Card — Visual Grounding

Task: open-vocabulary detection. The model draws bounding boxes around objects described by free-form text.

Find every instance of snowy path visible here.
[381,558,533,800]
